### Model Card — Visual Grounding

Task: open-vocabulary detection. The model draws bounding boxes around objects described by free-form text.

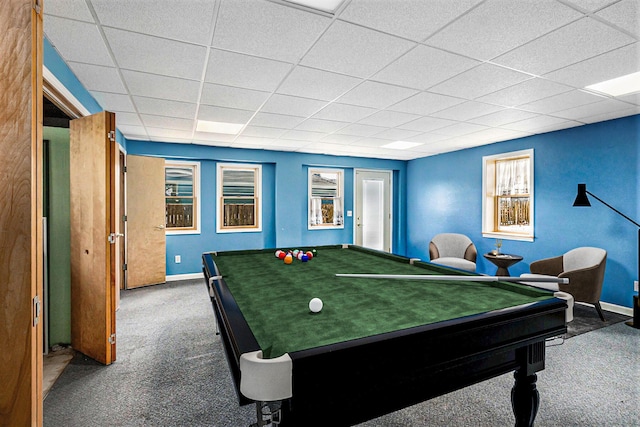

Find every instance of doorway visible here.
[355,169,392,253]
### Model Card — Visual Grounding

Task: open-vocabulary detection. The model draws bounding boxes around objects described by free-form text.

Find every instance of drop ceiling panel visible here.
[580,106,640,123]
[373,45,480,90]
[544,43,640,88]
[141,115,193,131]
[113,112,144,127]
[553,98,635,120]
[92,0,216,44]
[200,84,271,111]
[596,0,640,37]
[399,116,458,133]
[319,133,361,144]
[212,0,332,62]
[280,129,325,142]
[493,17,636,75]
[502,115,572,132]
[562,0,619,12]
[469,109,539,127]
[311,103,377,122]
[426,0,582,61]
[197,105,255,124]
[389,91,466,116]
[339,0,483,41]
[91,92,136,112]
[335,123,388,137]
[260,94,327,117]
[337,81,418,109]
[45,0,95,22]
[432,122,489,137]
[45,16,114,66]
[133,97,197,120]
[295,119,348,133]
[249,112,305,129]
[373,128,424,141]
[300,21,416,78]
[68,63,127,93]
[519,89,606,113]
[241,126,285,138]
[358,110,421,127]
[104,28,207,80]
[122,70,201,103]
[429,63,533,100]
[430,101,505,121]
[276,66,361,101]
[476,78,574,107]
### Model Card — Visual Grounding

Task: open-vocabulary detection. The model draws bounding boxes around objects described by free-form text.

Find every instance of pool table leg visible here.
[511,370,539,427]
[251,401,282,427]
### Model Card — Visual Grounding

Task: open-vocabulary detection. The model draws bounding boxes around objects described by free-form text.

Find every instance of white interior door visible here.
[355,170,392,252]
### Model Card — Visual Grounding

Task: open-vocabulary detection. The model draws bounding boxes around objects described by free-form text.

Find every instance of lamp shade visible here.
[573,183,591,207]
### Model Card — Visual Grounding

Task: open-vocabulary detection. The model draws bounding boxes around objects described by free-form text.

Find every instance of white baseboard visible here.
[600,301,633,317]
[166,272,204,282]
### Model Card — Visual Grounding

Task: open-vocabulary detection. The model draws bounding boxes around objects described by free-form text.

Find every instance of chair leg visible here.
[594,302,606,322]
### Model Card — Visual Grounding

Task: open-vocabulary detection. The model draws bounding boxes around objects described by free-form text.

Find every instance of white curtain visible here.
[496,158,529,195]
[309,198,322,226]
[333,197,343,226]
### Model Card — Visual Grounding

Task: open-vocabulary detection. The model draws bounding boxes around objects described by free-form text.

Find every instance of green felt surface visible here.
[212,246,553,359]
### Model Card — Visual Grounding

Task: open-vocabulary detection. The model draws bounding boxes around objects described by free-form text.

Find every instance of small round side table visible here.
[483,253,523,276]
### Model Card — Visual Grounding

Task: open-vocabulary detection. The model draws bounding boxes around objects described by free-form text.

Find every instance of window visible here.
[308,168,344,229]
[482,149,534,241]
[165,161,200,234]
[217,163,262,232]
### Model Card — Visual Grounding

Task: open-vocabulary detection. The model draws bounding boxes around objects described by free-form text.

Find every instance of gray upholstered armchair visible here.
[521,247,607,321]
[429,233,477,272]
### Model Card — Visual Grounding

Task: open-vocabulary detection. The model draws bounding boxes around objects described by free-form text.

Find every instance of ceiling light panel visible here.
[585,71,640,96]
[381,141,423,150]
[196,120,244,134]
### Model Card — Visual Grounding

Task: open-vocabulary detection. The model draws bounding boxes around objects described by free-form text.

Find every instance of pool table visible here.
[202,245,566,427]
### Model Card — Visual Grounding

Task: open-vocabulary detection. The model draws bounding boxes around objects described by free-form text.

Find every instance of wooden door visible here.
[0,0,44,424]
[126,155,166,288]
[69,111,117,365]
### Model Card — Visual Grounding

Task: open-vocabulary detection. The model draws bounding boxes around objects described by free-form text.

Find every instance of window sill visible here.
[166,229,200,236]
[217,227,262,234]
[482,231,534,242]
[308,225,344,231]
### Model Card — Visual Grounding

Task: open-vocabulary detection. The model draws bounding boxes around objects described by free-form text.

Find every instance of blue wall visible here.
[127,140,407,275]
[407,115,640,308]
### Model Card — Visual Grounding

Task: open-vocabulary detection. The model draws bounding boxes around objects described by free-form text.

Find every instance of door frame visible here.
[354,169,393,253]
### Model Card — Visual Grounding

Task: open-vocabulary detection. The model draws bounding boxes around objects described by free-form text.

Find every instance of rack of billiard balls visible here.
[275,249,315,264]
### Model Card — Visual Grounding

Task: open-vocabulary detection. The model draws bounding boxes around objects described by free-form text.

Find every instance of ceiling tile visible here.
[430,101,505,121]
[276,66,361,101]
[399,116,457,132]
[204,49,292,92]
[358,110,421,127]
[338,0,482,41]
[580,106,640,123]
[68,62,127,93]
[141,115,193,131]
[280,129,325,142]
[429,63,532,100]
[476,78,573,107]
[373,44,480,90]
[388,91,466,115]
[312,103,377,122]
[372,128,424,141]
[493,17,636,75]
[426,0,582,60]
[104,28,206,80]
[201,84,270,111]
[561,0,619,12]
[90,91,135,112]
[335,123,387,137]
[249,112,305,129]
[114,112,143,127]
[197,105,254,124]
[133,96,196,119]
[502,115,572,132]
[241,126,285,138]
[92,0,216,44]
[337,81,418,109]
[260,94,326,117]
[432,122,489,137]
[116,124,147,138]
[519,89,607,113]
[544,43,640,88]
[319,133,361,144]
[469,109,539,127]
[146,127,193,139]
[467,127,531,142]
[122,70,201,103]
[295,119,348,133]
[404,132,452,144]
[44,16,114,66]
[212,0,331,62]
[552,98,634,120]
[301,20,415,78]
[193,132,236,143]
[596,0,640,37]
[351,138,393,148]
[45,0,95,22]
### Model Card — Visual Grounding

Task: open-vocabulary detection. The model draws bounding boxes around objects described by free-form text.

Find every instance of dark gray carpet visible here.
[566,303,631,338]
[44,279,639,427]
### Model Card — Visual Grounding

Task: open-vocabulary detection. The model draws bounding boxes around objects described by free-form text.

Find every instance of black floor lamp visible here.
[573,183,640,328]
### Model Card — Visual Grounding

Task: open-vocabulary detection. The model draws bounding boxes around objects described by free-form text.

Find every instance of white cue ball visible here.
[309,297,323,313]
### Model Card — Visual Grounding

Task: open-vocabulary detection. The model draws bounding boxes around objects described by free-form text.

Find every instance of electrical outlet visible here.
[175,255,181,264]
[635,280,639,292]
